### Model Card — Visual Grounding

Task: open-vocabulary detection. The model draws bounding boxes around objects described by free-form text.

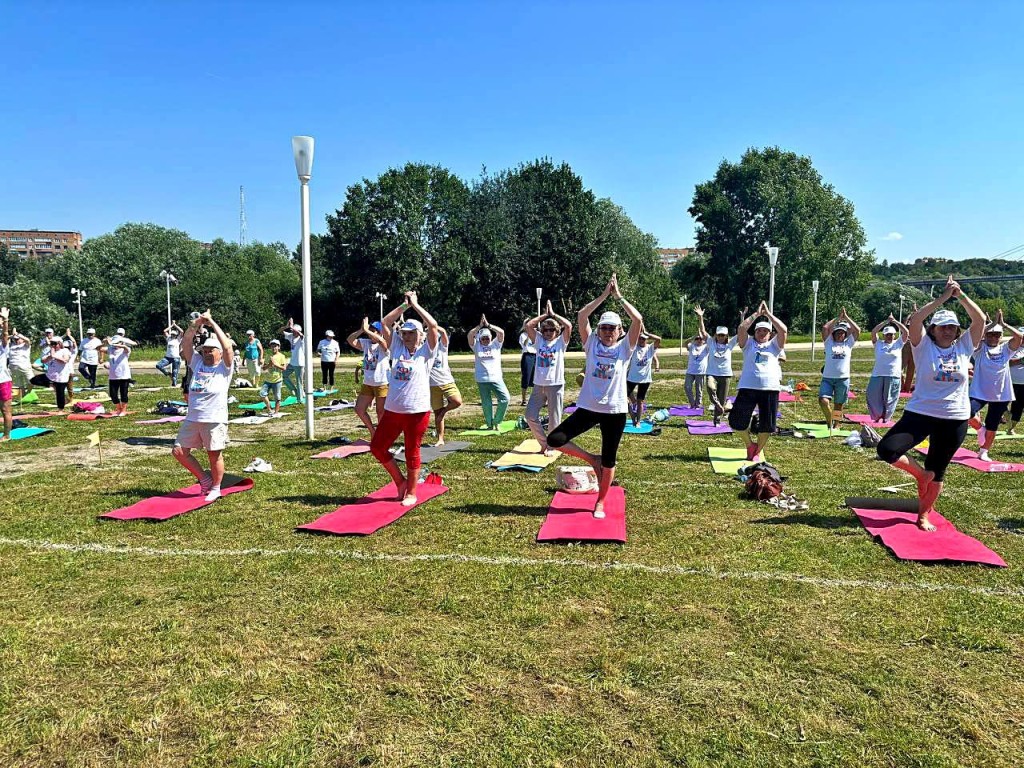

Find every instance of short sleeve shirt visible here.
[907,334,975,420]
[0,342,10,385]
[737,338,782,391]
[8,340,30,369]
[317,339,340,362]
[166,337,182,359]
[822,335,856,379]
[519,332,537,355]
[46,348,73,383]
[283,332,305,365]
[970,341,1014,403]
[707,337,738,377]
[80,337,103,365]
[108,347,132,380]
[473,338,504,383]
[429,339,455,387]
[627,345,656,384]
[686,342,710,375]
[359,339,390,386]
[186,352,232,423]
[578,333,634,414]
[534,335,566,387]
[385,335,435,413]
[1010,347,1024,386]
[871,338,905,378]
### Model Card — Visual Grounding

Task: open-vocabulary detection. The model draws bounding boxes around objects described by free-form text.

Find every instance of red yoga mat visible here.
[852,506,1006,567]
[844,414,895,428]
[536,486,627,543]
[917,444,1024,473]
[99,475,254,521]
[296,476,448,535]
[68,411,136,421]
[312,439,372,459]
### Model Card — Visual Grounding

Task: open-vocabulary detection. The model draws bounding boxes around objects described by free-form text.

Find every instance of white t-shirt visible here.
[686,341,710,375]
[1010,347,1024,386]
[359,339,390,386]
[970,341,1015,403]
[80,337,102,365]
[385,335,435,413]
[429,339,455,387]
[822,336,856,379]
[165,336,182,359]
[45,348,73,383]
[317,339,340,362]
[0,342,10,385]
[534,335,566,387]
[284,332,305,366]
[519,332,537,355]
[578,333,633,414]
[107,346,132,380]
[473,338,504,383]
[907,334,974,420]
[871,338,905,378]
[737,338,782,390]
[186,352,232,423]
[8,340,30,369]
[707,337,738,377]
[627,344,656,384]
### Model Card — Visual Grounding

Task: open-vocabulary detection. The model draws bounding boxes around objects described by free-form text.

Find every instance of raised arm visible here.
[0,307,8,346]
[839,307,861,339]
[645,329,663,350]
[548,302,573,346]
[467,314,486,348]
[381,301,409,347]
[611,275,644,348]
[908,276,963,346]
[870,317,889,344]
[951,281,986,348]
[995,310,1023,352]
[735,306,759,348]
[821,316,836,344]
[762,302,788,348]
[405,291,439,350]
[181,320,198,359]
[204,315,234,368]
[346,325,365,352]
[525,312,543,344]
[694,304,708,341]
[577,278,613,346]
[488,323,505,346]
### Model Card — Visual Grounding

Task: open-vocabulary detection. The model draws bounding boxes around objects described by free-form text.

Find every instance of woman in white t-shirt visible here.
[866,315,909,423]
[519,320,537,406]
[730,301,787,463]
[547,275,643,518]
[626,328,661,427]
[818,309,861,429]
[524,300,573,453]
[347,319,391,439]
[468,315,509,430]
[316,331,341,388]
[41,338,73,412]
[369,292,440,506]
[705,310,743,426]
[968,311,1022,461]
[1009,344,1024,434]
[876,276,986,531]
[78,328,103,389]
[685,305,710,409]
[429,327,462,446]
[101,332,138,416]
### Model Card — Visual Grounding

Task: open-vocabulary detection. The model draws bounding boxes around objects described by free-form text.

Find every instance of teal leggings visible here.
[477,381,510,427]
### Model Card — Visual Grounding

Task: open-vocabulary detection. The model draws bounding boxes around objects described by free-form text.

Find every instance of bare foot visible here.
[915,469,935,500]
[436,439,445,447]
[917,514,937,532]
[395,480,407,501]
[0,435,9,442]
[402,492,418,507]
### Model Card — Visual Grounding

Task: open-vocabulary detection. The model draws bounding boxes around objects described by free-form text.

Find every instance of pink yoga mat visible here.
[296,478,448,535]
[99,476,254,521]
[13,412,55,420]
[686,419,733,435]
[852,506,1006,566]
[136,415,187,424]
[917,444,1024,472]
[844,414,895,428]
[312,439,372,459]
[536,487,627,543]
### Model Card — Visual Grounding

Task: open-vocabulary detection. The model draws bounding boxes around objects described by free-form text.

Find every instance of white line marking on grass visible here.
[0,537,1019,599]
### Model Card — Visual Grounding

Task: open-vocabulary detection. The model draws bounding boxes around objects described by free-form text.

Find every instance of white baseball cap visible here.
[597,311,622,327]
[754,321,773,331]
[987,324,1004,334]
[400,319,423,333]
[269,339,281,346]
[479,327,492,338]
[929,310,960,327]
[246,329,255,336]
[291,324,302,333]
[325,330,335,337]
[882,326,897,335]
[202,337,222,349]
[86,327,96,334]
[44,327,54,334]
[116,327,126,335]
[715,326,729,335]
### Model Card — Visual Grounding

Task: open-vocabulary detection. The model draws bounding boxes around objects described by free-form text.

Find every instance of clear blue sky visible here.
[3,1,1022,264]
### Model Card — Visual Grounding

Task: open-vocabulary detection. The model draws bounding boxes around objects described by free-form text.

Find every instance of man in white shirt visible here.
[279,318,306,404]
[78,328,103,389]
[156,322,184,386]
[316,330,341,388]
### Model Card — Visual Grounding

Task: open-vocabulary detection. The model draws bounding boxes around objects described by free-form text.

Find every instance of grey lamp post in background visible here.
[292,135,315,440]
[679,294,686,356]
[375,292,387,324]
[811,279,820,361]
[158,270,176,330]
[70,287,86,341]
[766,245,780,314]
[536,287,542,318]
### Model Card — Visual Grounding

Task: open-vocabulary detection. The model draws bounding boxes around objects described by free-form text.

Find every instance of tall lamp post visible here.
[810,279,820,361]
[70,287,86,341]
[899,293,905,321]
[766,244,780,314]
[292,135,316,440]
[375,291,387,324]
[158,270,176,330]
[679,294,687,356]
[536,287,542,318]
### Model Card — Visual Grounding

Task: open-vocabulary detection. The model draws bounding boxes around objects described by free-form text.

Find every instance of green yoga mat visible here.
[792,422,853,439]
[461,420,518,436]
[238,396,300,411]
[967,427,1024,441]
[707,446,753,475]
[313,389,337,398]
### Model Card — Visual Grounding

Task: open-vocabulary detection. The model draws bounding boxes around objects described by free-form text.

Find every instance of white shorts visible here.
[175,421,229,451]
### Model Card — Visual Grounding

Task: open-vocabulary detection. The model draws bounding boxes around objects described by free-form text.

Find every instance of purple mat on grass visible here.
[669,405,703,417]
[686,419,733,435]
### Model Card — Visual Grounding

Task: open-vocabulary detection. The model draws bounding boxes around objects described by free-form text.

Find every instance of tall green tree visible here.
[0,244,18,285]
[0,276,74,337]
[684,147,874,330]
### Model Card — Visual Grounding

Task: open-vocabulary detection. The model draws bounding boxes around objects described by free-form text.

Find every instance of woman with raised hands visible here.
[730,301,787,463]
[347,318,390,438]
[626,325,661,427]
[524,300,573,454]
[546,275,642,519]
[684,305,710,409]
[428,326,463,446]
[705,309,743,426]
[818,308,861,430]
[369,291,440,506]
[867,314,909,423]
[968,310,1022,462]
[876,276,986,531]
[468,314,510,431]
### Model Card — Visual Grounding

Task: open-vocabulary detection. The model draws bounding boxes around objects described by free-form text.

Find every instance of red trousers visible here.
[370,409,430,483]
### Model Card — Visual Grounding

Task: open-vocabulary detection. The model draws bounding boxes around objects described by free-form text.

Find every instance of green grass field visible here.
[2,350,1022,767]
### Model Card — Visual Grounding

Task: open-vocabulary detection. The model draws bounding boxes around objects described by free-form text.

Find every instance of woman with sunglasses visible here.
[524,300,573,454]
[967,310,1022,462]
[730,301,787,463]
[347,319,390,438]
[547,275,643,518]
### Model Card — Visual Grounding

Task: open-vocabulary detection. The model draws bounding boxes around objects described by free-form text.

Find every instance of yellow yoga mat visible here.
[491,439,561,469]
[707,446,754,475]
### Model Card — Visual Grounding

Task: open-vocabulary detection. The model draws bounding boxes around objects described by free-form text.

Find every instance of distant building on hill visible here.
[0,229,82,260]
[657,247,694,269]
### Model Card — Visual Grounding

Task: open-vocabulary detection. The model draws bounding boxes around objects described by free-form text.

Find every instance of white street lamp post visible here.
[292,135,316,441]
[766,245,780,314]
[158,270,176,330]
[70,287,86,341]
[811,279,820,361]
[536,287,542,318]
[375,292,387,324]
[899,293,905,321]
[679,295,686,356]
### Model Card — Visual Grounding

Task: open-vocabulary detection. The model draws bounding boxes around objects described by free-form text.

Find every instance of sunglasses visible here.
[597,325,618,331]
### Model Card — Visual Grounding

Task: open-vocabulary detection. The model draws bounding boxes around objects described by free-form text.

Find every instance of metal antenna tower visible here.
[239,185,248,246]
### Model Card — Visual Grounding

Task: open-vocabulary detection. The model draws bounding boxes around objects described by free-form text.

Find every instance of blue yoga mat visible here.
[624,422,655,434]
[9,427,55,441]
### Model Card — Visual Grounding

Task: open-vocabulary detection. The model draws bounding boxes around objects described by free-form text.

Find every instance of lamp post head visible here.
[292,136,315,181]
[536,287,542,299]
[767,246,780,267]
[812,280,819,292]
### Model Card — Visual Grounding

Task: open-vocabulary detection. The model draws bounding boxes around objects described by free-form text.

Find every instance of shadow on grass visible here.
[997,519,1024,536]
[120,436,176,447]
[643,453,708,463]
[752,512,860,529]
[271,494,363,508]
[460,502,549,518]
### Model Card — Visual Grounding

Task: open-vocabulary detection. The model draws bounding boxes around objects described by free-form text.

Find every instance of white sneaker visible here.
[977,427,987,447]
[979,450,991,463]
[204,487,222,502]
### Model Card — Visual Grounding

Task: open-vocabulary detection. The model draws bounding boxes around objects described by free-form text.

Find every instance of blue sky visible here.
[3,1,1022,264]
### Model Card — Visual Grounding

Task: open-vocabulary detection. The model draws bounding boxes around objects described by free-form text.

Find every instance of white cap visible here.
[201,337,223,349]
[987,324,1004,334]
[754,321,773,331]
[882,326,897,335]
[246,329,255,336]
[291,324,302,333]
[597,311,622,327]
[325,330,335,337]
[400,319,424,333]
[479,327,492,338]
[929,310,960,327]
[269,339,281,346]
[44,327,54,334]
[715,326,729,335]
[833,322,850,333]
[116,327,126,335]
[86,327,96,334]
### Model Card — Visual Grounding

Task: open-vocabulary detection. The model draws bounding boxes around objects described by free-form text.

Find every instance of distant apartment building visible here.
[0,229,82,260]
[656,247,693,269]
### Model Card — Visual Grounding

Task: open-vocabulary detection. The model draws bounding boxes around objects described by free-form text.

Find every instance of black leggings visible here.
[109,379,130,405]
[30,376,70,409]
[78,363,98,388]
[626,381,651,400]
[876,410,968,482]
[321,361,336,387]
[970,399,1010,432]
[1012,384,1024,422]
[728,388,779,434]
[547,408,628,468]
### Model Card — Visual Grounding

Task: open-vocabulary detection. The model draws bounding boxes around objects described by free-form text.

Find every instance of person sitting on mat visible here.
[730,301,787,463]
[429,326,463,447]
[819,308,861,430]
[626,326,661,427]
[524,300,573,455]
[968,310,1022,462]
[260,339,287,415]
[705,312,742,427]
[369,291,440,506]
[468,315,510,430]
[547,274,642,519]
[866,314,909,423]
[685,305,710,409]
[0,306,12,441]
[347,319,390,439]
[876,276,986,531]
[174,311,235,502]
[518,319,537,407]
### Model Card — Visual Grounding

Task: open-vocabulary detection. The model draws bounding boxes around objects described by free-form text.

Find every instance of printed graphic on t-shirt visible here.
[593,362,614,380]
[985,347,1008,364]
[189,368,218,393]
[831,348,848,360]
[537,348,557,368]
[393,360,413,381]
[755,350,770,364]
[935,349,961,383]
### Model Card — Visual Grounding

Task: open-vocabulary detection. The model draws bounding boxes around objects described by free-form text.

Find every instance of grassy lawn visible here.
[1,349,1022,767]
